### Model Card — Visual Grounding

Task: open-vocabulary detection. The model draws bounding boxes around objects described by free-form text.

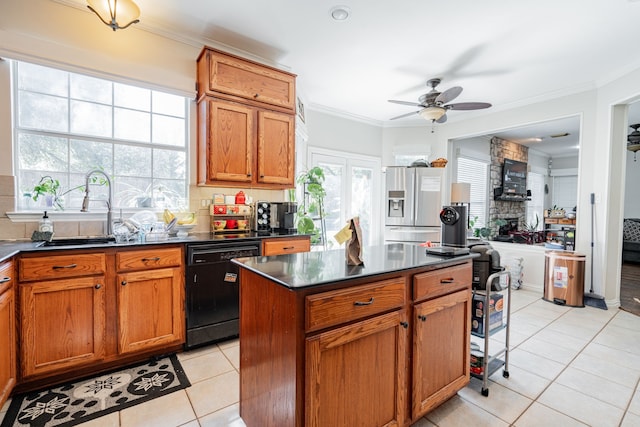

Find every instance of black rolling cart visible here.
[469,243,511,396]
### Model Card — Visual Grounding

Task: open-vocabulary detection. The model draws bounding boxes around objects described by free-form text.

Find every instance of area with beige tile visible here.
[2,289,639,427]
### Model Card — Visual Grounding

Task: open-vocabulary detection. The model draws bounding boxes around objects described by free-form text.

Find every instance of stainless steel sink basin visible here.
[41,237,116,247]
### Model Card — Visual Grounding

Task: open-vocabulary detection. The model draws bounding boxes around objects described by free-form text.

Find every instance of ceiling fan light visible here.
[419,106,446,121]
[87,0,140,31]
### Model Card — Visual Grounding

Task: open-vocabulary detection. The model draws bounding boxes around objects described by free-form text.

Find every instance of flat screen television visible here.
[502,158,527,195]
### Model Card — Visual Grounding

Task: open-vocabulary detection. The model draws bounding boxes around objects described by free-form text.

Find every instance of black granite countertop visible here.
[232,243,477,289]
[0,231,306,263]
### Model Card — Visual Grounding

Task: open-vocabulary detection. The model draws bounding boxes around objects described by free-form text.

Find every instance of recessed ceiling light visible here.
[330,6,351,21]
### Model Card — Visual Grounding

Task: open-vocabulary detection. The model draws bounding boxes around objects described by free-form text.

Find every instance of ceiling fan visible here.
[388,78,491,123]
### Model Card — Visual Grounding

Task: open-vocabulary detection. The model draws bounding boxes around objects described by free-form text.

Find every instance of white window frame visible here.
[308,147,383,247]
[10,59,189,219]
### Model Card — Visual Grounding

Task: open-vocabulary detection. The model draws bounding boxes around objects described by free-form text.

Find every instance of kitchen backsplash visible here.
[0,174,287,240]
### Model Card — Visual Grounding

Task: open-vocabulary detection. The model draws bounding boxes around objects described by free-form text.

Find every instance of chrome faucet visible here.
[81,170,113,236]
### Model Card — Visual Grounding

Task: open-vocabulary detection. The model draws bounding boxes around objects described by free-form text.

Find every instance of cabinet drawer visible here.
[20,253,106,281]
[306,278,406,332]
[263,237,310,256]
[116,247,182,272]
[202,48,295,110]
[413,262,472,302]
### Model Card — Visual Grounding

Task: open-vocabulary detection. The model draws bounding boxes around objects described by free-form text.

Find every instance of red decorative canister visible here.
[235,191,246,205]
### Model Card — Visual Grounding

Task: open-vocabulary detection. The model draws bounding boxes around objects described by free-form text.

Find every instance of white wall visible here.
[305,109,383,165]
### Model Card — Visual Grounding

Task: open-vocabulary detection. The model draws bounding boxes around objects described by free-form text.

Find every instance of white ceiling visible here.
[67,0,640,152]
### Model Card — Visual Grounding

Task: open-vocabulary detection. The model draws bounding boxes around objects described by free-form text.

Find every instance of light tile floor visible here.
[1,289,639,426]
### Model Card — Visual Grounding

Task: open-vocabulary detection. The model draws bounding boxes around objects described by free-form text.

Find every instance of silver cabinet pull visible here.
[0,277,10,284]
[53,264,77,270]
[95,284,102,289]
[353,297,374,306]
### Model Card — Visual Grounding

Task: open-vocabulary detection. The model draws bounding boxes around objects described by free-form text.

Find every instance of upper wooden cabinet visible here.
[197,47,296,111]
[196,47,296,189]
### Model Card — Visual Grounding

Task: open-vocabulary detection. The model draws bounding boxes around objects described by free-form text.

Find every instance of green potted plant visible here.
[31,176,64,210]
[295,166,326,245]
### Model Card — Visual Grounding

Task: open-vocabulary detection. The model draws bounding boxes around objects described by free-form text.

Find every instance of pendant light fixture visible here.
[627,124,640,161]
[87,0,140,31]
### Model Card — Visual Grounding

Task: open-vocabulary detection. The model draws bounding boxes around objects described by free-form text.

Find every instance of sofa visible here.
[623,218,640,263]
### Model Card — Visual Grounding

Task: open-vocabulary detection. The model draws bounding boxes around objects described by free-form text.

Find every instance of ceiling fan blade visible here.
[389,111,419,120]
[445,102,492,111]
[388,100,422,107]
[435,86,462,104]
[435,114,448,124]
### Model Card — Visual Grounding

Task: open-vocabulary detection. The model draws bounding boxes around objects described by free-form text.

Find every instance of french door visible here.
[309,148,382,248]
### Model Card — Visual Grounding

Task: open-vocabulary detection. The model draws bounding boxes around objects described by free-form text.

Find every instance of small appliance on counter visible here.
[255,201,273,232]
[440,205,468,248]
[272,202,297,234]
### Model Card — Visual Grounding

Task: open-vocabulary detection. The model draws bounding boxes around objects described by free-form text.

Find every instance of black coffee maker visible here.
[273,202,297,233]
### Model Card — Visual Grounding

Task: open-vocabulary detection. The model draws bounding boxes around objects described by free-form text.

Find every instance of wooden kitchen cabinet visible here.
[196,47,296,189]
[412,289,471,418]
[18,252,107,378]
[0,259,16,409]
[197,47,296,111]
[238,253,473,427]
[16,245,184,388]
[305,310,408,427]
[262,235,310,256]
[411,263,472,419]
[116,247,184,354]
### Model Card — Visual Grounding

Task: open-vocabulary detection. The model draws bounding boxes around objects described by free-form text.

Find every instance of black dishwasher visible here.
[185,241,261,349]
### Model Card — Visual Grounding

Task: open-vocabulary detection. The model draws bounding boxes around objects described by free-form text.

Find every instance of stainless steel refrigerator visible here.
[384,166,444,243]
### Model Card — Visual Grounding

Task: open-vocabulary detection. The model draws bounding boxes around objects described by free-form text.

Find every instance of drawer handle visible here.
[353,297,374,306]
[121,280,127,286]
[0,277,10,284]
[142,257,161,262]
[283,246,295,250]
[440,278,455,284]
[254,93,259,98]
[418,315,427,322]
[400,321,409,329]
[260,175,265,178]
[52,263,77,270]
[95,284,102,289]
[247,173,252,177]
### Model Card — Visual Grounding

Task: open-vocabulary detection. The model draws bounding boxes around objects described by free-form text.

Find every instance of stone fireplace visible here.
[489,137,528,236]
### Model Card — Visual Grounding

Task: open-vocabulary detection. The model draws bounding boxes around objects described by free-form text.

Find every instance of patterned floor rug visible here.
[1,354,190,427]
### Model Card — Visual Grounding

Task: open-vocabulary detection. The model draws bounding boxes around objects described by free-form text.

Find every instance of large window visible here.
[14,61,188,212]
[456,156,489,229]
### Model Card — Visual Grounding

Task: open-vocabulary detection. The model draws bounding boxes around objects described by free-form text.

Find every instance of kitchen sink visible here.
[41,237,116,247]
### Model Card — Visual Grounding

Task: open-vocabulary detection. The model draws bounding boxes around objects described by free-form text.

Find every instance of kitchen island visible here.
[233,243,476,427]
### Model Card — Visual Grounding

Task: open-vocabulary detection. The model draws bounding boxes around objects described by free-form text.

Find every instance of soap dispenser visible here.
[39,211,53,233]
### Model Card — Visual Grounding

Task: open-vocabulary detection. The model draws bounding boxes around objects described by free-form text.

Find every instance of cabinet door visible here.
[0,287,16,408]
[117,267,184,355]
[207,99,254,183]
[20,277,106,378]
[257,110,295,185]
[306,310,408,427]
[412,289,471,418]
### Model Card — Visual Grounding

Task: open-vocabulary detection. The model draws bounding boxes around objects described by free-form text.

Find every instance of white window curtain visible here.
[456,156,489,228]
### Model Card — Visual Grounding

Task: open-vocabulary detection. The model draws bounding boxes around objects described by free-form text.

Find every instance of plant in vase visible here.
[31,176,64,210]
